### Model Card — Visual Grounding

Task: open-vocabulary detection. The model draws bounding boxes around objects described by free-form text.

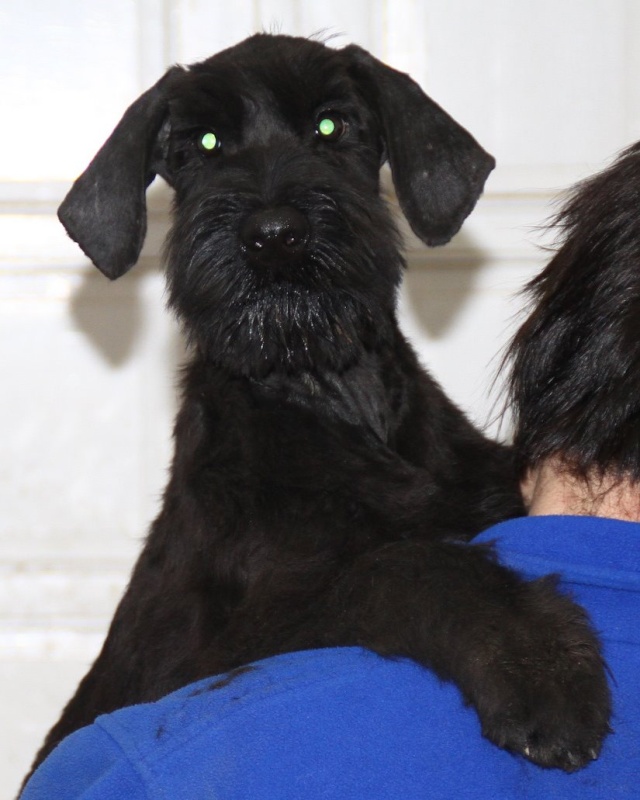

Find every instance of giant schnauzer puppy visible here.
[30,34,610,776]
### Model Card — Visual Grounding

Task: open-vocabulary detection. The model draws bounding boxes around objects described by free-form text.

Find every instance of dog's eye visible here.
[197,131,220,153]
[316,115,346,142]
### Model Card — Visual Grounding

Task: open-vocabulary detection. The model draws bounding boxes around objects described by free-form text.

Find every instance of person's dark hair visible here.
[507,141,640,481]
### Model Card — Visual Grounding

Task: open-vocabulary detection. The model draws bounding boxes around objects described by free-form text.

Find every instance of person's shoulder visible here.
[475,514,640,572]
[90,647,481,798]
[20,720,146,799]
[100,646,434,740]
[477,514,640,543]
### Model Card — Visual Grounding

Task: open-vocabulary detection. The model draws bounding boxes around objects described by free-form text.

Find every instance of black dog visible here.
[30,34,610,777]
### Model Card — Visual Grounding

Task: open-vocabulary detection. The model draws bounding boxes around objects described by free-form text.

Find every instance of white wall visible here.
[2,1,639,795]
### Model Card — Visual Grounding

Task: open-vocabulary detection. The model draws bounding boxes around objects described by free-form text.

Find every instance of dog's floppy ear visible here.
[58,68,181,280]
[344,45,495,247]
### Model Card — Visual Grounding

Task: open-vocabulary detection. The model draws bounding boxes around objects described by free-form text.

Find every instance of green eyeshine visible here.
[200,132,218,151]
[318,118,337,137]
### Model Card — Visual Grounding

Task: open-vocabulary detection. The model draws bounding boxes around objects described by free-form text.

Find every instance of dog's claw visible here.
[567,752,581,768]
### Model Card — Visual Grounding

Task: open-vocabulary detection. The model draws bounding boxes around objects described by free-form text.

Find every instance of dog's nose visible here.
[241,207,309,264]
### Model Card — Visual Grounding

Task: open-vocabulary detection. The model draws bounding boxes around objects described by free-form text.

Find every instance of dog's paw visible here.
[479,665,611,771]
[470,577,611,771]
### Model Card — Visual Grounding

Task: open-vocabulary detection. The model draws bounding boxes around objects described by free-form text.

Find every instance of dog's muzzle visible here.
[241,206,309,265]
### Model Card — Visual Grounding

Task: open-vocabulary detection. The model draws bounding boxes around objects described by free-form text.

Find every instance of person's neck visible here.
[522,456,640,520]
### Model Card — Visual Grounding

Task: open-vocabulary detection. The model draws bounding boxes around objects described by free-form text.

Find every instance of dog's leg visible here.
[24,385,602,779]
[332,539,611,772]
[25,448,607,778]
[239,404,610,770]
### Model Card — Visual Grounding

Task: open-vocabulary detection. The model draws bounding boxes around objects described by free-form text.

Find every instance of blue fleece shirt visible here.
[21,516,640,799]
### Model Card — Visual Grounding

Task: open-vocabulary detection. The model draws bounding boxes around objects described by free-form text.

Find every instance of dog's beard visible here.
[165,187,404,377]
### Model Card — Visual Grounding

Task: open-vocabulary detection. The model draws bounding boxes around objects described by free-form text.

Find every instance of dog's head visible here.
[508,140,640,481]
[59,34,494,375]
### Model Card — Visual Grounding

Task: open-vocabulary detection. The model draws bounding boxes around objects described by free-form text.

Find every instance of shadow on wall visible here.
[402,227,490,339]
[67,184,186,372]
[70,266,150,367]
[69,262,187,378]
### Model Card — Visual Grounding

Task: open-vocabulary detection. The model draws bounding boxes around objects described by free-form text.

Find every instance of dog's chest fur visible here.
[252,351,395,441]
[170,343,408,539]
[152,316,495,607]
